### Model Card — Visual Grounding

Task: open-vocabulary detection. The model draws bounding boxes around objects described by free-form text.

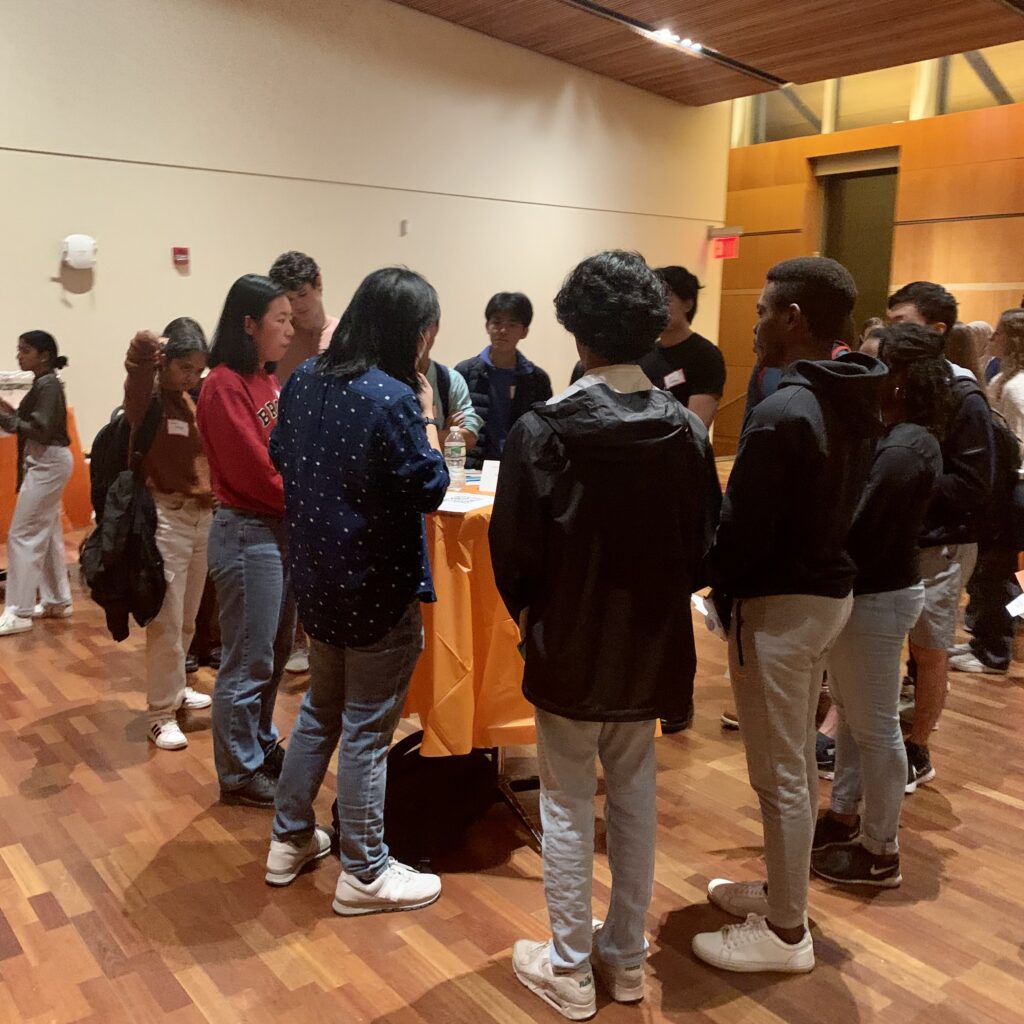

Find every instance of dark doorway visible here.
[822,169,898,341]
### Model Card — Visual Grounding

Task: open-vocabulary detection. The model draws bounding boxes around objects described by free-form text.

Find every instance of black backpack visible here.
[89,398,162,521]
[331,730,497,870]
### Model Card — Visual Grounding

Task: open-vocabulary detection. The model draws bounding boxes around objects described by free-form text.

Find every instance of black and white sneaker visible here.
[811,841,901,888]
[812,811,860,851]
[905,741,935,794]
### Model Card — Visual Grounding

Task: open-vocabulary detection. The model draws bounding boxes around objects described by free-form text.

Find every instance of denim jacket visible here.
[271,361,449,647]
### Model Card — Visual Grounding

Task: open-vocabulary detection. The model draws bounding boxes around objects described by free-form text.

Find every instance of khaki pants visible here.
[730,593,853,929]
[146,495,212,723]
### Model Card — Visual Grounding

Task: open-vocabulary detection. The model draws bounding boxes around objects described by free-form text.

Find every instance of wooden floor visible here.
[1,534,1023,1024]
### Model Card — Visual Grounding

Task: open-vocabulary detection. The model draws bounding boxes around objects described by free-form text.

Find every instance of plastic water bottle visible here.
[444,425,466,491]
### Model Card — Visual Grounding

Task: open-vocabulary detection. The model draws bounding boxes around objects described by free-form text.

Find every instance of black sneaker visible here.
[661,702,694,735]
[905,741,935,794]
[263,743,287,779]
[811,842,901,888]
[812,811,860,851]
[185,654,199,675]
[220,770,277,808]
[816,732,836,780]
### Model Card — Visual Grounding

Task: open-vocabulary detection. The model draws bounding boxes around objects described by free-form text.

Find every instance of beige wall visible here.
[0,0,730,442]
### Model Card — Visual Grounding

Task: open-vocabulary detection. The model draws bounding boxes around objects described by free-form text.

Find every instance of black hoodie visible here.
[710,354,886,600]
[489,380,721,723]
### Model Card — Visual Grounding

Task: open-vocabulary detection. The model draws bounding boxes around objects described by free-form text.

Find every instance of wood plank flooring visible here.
[0,531,1022,1023]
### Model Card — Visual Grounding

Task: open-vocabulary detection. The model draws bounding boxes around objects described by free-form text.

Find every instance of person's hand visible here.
[444,409,466,431]
[416,372,434,419]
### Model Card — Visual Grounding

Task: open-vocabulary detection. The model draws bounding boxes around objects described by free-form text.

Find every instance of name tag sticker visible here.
[664,369,687,389]
[167,419,190,437]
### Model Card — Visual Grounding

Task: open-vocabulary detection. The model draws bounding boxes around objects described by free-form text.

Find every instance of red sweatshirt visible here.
[196,365,284,517]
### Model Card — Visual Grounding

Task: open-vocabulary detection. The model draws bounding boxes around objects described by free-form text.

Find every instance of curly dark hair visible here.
[555,250,668,362]
[888,281,958,333]
[765,256,857,342]
[268,250,320,292]
[877,323,955,440]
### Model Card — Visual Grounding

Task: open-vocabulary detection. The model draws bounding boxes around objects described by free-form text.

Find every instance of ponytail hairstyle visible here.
[19,330,67,370]
[162,317,209,361]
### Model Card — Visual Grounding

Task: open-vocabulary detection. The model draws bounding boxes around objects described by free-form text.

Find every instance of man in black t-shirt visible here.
[639,266,726,428]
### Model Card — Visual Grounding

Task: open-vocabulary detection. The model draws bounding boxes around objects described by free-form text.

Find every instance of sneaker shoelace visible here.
[728,881,768,900]
[721,914,772,950]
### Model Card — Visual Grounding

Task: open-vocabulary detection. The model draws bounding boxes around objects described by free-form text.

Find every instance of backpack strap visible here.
[129,395,163,474]
[435,364,451,422]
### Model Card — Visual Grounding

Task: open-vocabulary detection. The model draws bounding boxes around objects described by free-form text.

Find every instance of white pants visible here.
[6,442,73,617]
[146,495,212,723]
[536,709,657,972]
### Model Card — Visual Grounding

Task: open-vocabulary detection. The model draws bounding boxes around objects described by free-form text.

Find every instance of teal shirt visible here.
[426,360,483,436]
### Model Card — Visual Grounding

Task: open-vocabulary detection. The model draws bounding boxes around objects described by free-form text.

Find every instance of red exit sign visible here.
[713,236,740,259]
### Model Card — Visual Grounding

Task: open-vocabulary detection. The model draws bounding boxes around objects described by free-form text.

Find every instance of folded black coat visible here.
[80,470,165,642]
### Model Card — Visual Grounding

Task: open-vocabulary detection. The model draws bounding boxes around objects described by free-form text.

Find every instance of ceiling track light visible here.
[555,0,786,86]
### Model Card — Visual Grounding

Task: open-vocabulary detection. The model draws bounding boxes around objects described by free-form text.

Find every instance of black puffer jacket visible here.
[80,470,165,642]
[455,350,552,468]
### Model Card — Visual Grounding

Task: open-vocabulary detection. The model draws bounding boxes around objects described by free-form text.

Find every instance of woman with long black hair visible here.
[264,267,448,916]
[196,275,294,806]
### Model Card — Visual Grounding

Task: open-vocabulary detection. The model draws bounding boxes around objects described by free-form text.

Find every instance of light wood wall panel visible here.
[891,218,1024,285]
[726,184,808,233]
[896,160,1024,222]
[715,101,1024,455]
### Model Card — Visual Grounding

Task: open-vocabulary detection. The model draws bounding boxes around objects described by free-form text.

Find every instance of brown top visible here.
[123,334,213,505]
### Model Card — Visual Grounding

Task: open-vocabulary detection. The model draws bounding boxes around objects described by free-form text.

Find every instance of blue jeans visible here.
[535,709,657,972]
[208,508,295,791]
[272,602,423,880]
[827,586,925,854]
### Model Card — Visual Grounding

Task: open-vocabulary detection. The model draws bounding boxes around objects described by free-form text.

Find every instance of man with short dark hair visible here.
[692,257,885,974]
[886,281,994,789]
[639,266,725,429]
[268,251,339,384]
[491,251,719,1018]
[457,292,552,468]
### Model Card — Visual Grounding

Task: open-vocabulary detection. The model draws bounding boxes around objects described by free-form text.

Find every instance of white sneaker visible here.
[511,939,596,1021]
[265,826,332,886]
[332,858,441,916]
[149,719,188,750]
[31,602,73,619]
[0,610,33,637]
[692,914,815,973]
[180,686,212,710]
[949,652,1007,675]
[285,648,309,674]
[707,878,769,918]
[591,921,645,1003]
[949,642,971,656]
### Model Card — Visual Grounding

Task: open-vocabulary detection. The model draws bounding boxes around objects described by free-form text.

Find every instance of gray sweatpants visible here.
[730,593,853,929]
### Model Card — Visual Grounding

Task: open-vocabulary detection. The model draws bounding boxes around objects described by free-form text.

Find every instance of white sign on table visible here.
[438,491,495,515]
[478,460,501,494]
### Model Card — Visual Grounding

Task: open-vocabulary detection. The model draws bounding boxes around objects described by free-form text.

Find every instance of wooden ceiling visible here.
[390,0,1024,105]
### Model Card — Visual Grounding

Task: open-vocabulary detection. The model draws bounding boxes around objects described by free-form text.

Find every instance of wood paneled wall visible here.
[715,103,1024,454]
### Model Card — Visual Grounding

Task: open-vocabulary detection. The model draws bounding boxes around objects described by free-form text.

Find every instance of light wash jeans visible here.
[730,593,853,929]
[272,602,423,880]
[208,507,295,790]
[146,495,212,724]
[535,709,657,973]
[6,442,73,617]
[826,586,924,854]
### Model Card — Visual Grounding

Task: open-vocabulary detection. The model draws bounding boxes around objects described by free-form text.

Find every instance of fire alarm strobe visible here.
[172,247,190,266]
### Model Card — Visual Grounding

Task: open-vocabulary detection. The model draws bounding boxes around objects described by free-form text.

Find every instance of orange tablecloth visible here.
[404,493,536,756]
[0,408,93,544]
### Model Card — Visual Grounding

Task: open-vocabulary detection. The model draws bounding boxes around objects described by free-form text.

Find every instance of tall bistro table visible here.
[403,486,542,843]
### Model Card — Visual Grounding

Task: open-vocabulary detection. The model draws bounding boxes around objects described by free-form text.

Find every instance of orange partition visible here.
[0,408,93,543]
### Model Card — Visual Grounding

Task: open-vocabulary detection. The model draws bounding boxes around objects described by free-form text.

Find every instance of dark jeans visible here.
[968,544,1019,670]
